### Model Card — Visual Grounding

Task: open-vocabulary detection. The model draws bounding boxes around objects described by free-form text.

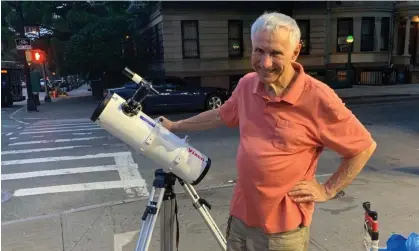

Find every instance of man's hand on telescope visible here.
[157,116,178,132]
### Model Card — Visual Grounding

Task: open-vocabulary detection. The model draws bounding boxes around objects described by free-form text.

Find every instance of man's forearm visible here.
[172,108,224,132]
[324,141,377,198]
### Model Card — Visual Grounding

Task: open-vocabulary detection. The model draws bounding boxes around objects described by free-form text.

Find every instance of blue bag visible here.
[385,232,419,251]
[406,232,419,251]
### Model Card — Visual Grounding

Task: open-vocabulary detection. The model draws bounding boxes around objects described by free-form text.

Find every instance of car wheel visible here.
[206,94,223,110]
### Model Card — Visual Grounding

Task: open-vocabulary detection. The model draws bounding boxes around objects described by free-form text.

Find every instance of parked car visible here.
[105,76,230,113]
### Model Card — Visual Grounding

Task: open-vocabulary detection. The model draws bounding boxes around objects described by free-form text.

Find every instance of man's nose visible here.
[260,54,273,69]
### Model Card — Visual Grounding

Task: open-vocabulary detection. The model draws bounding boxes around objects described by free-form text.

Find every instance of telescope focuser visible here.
[121,67,159,116]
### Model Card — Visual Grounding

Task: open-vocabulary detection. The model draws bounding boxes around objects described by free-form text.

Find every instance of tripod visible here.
[135,169,227,251]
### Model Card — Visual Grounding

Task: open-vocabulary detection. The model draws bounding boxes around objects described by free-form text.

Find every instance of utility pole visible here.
[17,2,37,111]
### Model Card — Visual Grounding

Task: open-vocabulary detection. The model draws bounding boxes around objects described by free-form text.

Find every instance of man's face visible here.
[251,28,301,85]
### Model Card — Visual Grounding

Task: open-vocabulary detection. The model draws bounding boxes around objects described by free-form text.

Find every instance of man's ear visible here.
[291,43,302,61]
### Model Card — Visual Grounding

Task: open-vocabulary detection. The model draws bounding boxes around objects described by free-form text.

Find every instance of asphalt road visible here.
[1,98,418,222]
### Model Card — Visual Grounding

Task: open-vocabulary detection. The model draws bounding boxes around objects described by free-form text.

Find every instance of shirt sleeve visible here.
[318,92,374,158]
[218,81,241,128]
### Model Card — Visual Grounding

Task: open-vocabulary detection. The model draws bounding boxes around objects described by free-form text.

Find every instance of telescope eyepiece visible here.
[122,67,135,79]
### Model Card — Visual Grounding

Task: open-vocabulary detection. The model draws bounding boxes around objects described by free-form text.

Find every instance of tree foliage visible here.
[1,1,153,84]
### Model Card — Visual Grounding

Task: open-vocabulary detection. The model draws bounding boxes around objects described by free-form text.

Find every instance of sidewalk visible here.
[11,84,419,122]
[336,84,419,105]
[2,171,418,251]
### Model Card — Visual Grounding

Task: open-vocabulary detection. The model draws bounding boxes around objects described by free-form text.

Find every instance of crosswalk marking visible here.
[20,127,103,134]
[1,152,131,166]
[2,118,149,199]
[1,165,119,180]
[25,125,100,131]
[1,145,92,155]
[27,122,95,128]
[72,132,92,135]
[114,155,146,197]
[13,179,148,197]
[9,136,106,146]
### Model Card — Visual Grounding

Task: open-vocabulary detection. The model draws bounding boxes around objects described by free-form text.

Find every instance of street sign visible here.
[15,38,32,50]
[24,26,40,36]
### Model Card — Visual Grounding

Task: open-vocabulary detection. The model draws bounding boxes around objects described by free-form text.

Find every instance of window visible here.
[380,17,390,51]
[228,20,244,57]
[337,18,353,52]
[181,20,200,58]
[164,77,187,89]
[296,20,310,54]
[361,17,375,52]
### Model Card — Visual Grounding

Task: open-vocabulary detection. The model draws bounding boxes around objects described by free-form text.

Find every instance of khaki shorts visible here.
[226,216,310,251]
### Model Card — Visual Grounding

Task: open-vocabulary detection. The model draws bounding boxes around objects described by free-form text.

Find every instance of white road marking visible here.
[33,118,91,125]
[9,137,18,140]
[9,106,29,125]
[20,127,103,134]
[72,132,93,135]
[1,145,91,155]
[12,179,149,197]
[6,132,13,136]
[114,154,146,197]
[32,135,44,138]
[316,173,333,177]
[24,125,100,131]
[9,136,106,146]
[28,122,95,128]
[1,152,131,166]
[1,165,118,180]
[114,230,139,251]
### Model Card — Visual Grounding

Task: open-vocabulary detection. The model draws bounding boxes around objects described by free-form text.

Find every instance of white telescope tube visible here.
[90,93,211,185]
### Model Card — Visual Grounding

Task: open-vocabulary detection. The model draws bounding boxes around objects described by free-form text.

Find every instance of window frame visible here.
[336,18,354,52]
[296,20,310,55]
[228,20,244,58]
[361,17,375,52]
[181,20,200,59]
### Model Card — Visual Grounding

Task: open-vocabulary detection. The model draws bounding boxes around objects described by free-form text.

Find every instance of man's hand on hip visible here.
[288,179,333,203]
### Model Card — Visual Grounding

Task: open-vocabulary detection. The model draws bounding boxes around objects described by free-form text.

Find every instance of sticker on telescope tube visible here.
[188,148,205,162]
[140,115,156,128]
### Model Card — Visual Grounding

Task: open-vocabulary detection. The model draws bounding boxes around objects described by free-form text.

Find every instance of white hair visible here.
[251,12,301,49]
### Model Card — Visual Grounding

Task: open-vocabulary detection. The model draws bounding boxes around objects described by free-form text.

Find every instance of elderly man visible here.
[158,12,376,251]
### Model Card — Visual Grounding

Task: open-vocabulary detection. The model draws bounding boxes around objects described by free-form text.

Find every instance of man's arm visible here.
[288,87,377,203]
[158,108,225,132]
[288,140,376,203]
[324,141,376,198]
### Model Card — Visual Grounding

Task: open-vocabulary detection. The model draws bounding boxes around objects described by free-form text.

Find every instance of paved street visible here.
[2,95,419,223]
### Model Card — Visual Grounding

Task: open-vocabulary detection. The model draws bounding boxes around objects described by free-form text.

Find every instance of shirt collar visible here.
[252,61,306,105]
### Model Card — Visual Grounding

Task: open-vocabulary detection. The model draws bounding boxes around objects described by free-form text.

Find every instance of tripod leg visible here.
[160,194,176,251]
[182,183,227,251]
[135,187,166,251]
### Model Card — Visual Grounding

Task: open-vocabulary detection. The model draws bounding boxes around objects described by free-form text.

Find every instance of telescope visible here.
[90,67,210,185]
[90,68,227,251]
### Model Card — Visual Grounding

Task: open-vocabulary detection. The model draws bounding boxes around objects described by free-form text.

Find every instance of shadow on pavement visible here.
[392,166,419,176]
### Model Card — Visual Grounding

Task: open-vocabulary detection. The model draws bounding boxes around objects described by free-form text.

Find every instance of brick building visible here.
[140,1,419,90]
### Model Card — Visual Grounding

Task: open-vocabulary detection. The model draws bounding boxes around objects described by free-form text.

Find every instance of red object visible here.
[25,49,46,64]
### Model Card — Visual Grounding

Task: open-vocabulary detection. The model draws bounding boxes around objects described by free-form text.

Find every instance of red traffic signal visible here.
[25,49,46,64]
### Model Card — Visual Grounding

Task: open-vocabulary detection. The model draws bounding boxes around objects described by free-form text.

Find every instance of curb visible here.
[1,183,236,226]
[342,95,419,105]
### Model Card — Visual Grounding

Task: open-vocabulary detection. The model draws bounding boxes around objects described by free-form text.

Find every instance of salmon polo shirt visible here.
[218,62,374,234]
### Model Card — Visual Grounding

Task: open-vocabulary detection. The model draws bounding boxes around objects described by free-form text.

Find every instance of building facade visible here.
[141,1,419,90]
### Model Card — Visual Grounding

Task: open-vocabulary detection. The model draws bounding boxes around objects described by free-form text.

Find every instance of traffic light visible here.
[25,49,46,64]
